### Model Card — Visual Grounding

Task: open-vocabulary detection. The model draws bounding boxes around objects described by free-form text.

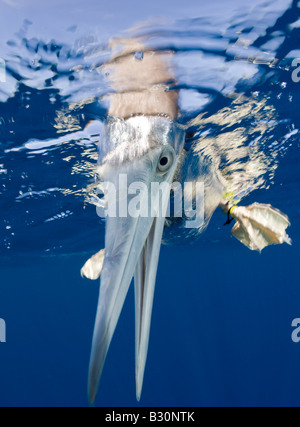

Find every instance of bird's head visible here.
[89,113,185,404]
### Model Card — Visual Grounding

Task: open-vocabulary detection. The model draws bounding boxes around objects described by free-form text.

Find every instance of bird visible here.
[82,37,291,405]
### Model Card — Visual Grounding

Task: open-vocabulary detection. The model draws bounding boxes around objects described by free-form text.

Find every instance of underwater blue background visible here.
[0,0,300,407]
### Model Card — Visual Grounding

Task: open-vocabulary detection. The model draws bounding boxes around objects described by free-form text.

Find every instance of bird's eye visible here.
[157,149,174,175]
[160,157,169,167]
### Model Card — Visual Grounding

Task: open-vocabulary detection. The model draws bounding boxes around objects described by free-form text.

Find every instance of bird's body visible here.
[85,39,291,404]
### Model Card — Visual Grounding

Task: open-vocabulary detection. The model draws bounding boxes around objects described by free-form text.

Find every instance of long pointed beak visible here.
[134,212,166,401]
[88,157,173,405]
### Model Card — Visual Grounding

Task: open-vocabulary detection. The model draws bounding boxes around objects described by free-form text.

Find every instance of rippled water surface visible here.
[1,0,299,255]
[0,0,300,407]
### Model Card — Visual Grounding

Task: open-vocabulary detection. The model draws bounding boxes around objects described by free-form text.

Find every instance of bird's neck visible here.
[106,48,179,121]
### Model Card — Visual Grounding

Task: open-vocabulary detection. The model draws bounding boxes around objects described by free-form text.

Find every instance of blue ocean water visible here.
[0,0,300,407]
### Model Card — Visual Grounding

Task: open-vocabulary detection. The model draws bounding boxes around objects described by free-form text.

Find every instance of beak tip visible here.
[88,373,99,407]
[136,369,144,402]
[88,390,96,407]
[136,390,142,402]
